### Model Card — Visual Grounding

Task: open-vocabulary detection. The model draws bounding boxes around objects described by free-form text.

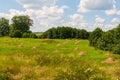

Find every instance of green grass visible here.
[0,37,120,80]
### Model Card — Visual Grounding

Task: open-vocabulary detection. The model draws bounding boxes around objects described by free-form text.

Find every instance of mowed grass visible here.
[0,37,120,80]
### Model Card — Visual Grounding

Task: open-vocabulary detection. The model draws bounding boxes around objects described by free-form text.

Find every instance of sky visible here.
[0,0,120,32]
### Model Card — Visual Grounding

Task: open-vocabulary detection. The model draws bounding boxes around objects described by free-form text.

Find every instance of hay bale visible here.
[78,51,88,56]
[53,50,59,53]
[75,40,80,45]
[74,48,79,51]
[57,44,62,47]
[32,46,37,49]
[104,53,111,56]
[102,58,116,63]
[18,43,24,48]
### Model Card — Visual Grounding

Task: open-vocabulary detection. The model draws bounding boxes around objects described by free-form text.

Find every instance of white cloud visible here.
[69,14,85,22]
[105,9,120,16]
[104,24,117,31]
[16,0,58,10]
[78,0,116,13]
[92,16,105,30]
[63,14,89,29]
[95,16,105,23]
[0,5,68,32]
[111,18,120,23]
[13,0,69,32]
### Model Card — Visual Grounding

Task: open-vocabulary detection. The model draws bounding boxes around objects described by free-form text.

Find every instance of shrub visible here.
[22,33,30,38]
[89,28,103,47]
[9,30,22,38]
[113,43,120,54]
[29,33,37,38]
[22,33,37,38]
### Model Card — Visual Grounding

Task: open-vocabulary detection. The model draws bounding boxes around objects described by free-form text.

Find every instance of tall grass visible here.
[0,37,119,79]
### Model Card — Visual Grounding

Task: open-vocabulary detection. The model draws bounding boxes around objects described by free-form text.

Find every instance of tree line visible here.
[89,24,120,55]
[0,15,37,38]
[40,27,89,39]
[41,25,120,54]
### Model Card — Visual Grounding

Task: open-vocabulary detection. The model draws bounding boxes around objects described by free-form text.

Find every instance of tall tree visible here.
[11,15,33,32]
[89,28,103,47]
[0,18,9,36]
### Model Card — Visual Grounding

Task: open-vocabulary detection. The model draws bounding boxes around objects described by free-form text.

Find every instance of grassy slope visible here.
[0,37,120,79]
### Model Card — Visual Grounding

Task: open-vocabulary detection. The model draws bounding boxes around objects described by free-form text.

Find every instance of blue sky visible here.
[0,0,120,32]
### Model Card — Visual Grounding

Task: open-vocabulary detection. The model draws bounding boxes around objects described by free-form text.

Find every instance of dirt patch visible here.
[102,58,116,64]
[78,51,88,56]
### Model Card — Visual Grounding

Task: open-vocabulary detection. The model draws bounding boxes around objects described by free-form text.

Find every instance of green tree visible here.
[113,42,120,54]
[0,18,9,36]
[89,28,103,47]
[11,15,33,33]
[41,26,89,39]
[79,29,89,39]
[97,30,115,51]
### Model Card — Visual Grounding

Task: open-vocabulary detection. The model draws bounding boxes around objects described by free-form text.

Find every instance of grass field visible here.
[0,37,120,80]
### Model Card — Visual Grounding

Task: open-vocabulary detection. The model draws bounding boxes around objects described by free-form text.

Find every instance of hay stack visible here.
[57,44,62,47]
[75,40,80,45]
[18,43,24,48]
[104,53,111,56]
[78,51,88,56]
[74,48,79,51]
[102,58,116,63]
[32,46,37,49]
[53,50,59,53]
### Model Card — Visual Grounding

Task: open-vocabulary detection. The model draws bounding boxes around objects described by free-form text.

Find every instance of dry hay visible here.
[4,45,10,48]
[32,46,38,50]
[13,74,22,80]
[53,49,60,53]
[57,43,62,47]
[74,47,80,51]
[104,53,111,56]
[78,51,88,56]
[14,38,20,42]
[101,58,116,64]
[42,39,57,44]
[75,40,80,45]
[18,43,24,48]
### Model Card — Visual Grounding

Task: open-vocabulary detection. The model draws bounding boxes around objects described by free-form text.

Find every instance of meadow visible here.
[0,37,120,80]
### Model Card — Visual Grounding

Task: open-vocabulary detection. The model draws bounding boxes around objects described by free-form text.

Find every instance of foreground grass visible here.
[0,37,120,80]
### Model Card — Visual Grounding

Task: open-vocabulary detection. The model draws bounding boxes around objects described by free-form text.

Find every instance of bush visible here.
[29,33,37,38]
[113,43,120,54]
[89,28,103,47]
[9,30,22,38]
[22,33,30,38]
[22,33,37,38]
